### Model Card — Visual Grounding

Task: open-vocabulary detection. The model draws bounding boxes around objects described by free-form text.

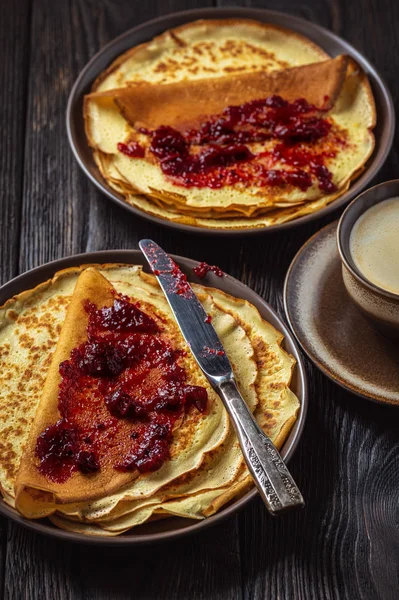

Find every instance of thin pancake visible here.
[85,59,374,218]
[51,280,259,523]
[93,19,329,92]
[99,56,348,131]
[14,268,227,517]
[1,264,300,535]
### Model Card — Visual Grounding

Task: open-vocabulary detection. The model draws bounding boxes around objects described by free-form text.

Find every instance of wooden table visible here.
[1,1,398,598]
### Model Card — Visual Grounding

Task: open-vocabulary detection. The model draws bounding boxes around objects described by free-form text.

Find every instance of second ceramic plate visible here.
[0,249,307,545]
[284,221,399,406]
[67,7,394,236]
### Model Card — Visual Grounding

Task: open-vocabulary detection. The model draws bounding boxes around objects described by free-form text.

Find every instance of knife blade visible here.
[139,239,304,515]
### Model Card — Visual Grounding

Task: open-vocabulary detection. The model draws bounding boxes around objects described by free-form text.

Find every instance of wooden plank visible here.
[0,0,31,285]
[215,0,334,28]
[332,0,399,185]
[6,516,243,599]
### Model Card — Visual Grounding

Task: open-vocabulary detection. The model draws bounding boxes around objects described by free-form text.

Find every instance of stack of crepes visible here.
[84,19,376,230]
[0,264,299,536]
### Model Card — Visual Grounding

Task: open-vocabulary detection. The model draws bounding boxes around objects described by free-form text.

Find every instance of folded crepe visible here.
[86,55,349,133]
[15,269,141,516]
[84,55,374,222]
[14,268,225,517]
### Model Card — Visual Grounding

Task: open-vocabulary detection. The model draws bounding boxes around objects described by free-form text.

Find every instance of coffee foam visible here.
[350,197,399,295]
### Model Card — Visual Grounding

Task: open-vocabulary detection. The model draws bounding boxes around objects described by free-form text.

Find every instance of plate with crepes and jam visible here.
[0,250,306,544]
[67,7,393,234]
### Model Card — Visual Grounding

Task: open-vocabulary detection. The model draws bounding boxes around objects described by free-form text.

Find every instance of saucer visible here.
[284,221,399,406]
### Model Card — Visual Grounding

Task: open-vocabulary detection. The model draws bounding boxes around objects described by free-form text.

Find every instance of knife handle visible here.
[218,379,304,515]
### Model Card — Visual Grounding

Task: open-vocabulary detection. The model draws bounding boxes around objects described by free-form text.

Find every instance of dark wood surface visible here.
[1,0,398,598]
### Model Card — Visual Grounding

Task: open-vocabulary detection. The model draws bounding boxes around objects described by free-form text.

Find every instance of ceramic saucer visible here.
[284,221,399,406]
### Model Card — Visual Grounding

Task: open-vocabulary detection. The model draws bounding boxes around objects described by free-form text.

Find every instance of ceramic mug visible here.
[337,179,399,338]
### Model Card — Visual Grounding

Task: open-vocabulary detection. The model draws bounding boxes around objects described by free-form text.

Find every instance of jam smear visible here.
[117,141,145,158]
[119,95,340,193]
[193,262,224,279]
[35,296,208,482]
[150,126,254,181]
[36,420,79,482]
[203,346,225,357]
[189,96,331,146]
[144,241,193,298]
[271,143,337,194]
[169,263,193,297]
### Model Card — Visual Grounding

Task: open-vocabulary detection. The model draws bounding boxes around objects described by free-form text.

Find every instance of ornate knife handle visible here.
[218,379,304,515]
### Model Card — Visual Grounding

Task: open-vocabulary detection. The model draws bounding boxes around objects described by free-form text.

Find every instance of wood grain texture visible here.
[334,0,399,192]
[1,0,399,599]
[0,0,31,286]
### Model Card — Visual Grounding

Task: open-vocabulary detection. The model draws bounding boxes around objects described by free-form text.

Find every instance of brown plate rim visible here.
[0,249,308,545]
[283,220,399,407]
[66,6,395,237]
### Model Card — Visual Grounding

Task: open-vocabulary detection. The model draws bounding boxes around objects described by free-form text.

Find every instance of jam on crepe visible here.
[117,141,145,158]
[36,296,208,483]
[119,95,340,193]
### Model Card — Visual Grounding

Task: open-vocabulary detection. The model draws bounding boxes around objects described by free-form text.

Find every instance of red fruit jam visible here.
[35,296,208,482]
[119,95,341,192]
[203,346,225,357]
[117,141,145,158]
[193,262,224,279]
[144,241,193,298]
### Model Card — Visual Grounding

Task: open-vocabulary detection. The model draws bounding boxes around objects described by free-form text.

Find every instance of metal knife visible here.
[139,239,304,516]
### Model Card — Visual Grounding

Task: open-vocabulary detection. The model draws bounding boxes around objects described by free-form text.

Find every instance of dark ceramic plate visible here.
[0,250,307,545]
[284,221,399,406]
[67,7,394,236]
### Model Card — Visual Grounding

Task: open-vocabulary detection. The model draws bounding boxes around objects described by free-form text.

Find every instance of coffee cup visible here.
[337,180,399,338]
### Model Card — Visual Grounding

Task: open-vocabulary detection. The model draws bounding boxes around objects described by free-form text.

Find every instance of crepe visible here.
[93,19,329,92]
[83,18,376,230]
[14,268,228,518]
[85,58,374,216]
[121,182,361,229]
[0,264,300,534]
[98,55,348,132]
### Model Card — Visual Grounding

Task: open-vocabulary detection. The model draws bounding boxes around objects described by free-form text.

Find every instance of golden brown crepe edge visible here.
[91,18,330,91]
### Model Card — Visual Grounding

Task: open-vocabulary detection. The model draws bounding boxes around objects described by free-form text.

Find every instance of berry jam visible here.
[193,262,224,279]
[203,346,225,357]
[189,96,331,146]
[119,95,341,193]
[117,141,145,158]
[149,126,254,183]
[168,263,193,297]
[35,296,208,482]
